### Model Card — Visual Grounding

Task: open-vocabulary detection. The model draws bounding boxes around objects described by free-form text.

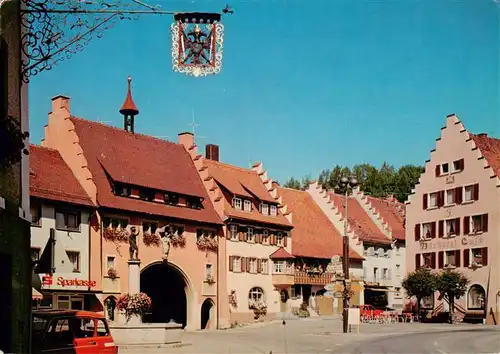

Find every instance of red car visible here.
[32,310,118,354]
[358,304,384,317]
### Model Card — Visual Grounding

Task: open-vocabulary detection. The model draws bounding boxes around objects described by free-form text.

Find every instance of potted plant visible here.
[248,299,267,320]
[103,227,129,243]
[107,268,118,280]
[228,290,238,309]
[117,292,152,321]
[204,274,216,285]
[143,231,161,247]
[196,233,218,252]
[171,232,186,247]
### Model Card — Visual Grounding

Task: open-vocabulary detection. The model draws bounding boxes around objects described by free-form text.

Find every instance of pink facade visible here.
[40,92,227,330]
[405,114,500,324]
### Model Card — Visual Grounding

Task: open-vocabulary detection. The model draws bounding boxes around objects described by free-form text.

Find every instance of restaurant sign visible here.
[42,275,97,288]
[420,236,484,251]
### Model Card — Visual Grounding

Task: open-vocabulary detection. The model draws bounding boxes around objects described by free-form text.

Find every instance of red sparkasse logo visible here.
[57,277,97,288]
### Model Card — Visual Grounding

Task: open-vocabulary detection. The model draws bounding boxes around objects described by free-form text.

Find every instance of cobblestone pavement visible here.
[118,317,499,353]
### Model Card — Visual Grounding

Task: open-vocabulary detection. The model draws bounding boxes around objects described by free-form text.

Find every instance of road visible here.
[119,317,500,353]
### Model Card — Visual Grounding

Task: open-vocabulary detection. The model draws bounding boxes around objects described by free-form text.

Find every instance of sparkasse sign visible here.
[42,275,97,288]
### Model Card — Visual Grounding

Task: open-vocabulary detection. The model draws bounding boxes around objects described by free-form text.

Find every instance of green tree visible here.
[283,177,301,190]
[435,269,470,324]
[401,268,437,315]
[393,165,425,203]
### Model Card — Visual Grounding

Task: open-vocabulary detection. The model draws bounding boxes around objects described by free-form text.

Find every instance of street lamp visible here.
[338,175,358,334]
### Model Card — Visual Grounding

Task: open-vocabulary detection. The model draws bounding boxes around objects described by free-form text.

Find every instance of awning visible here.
[365,287,390,292]
[32,288,43,300]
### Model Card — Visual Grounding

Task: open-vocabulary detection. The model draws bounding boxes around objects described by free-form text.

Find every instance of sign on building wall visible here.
[419,236,484,251]
[41,275,97,289]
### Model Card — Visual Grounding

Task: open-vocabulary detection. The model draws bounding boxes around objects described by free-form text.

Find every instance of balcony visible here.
[272,270,295,285]
[294,271,334,285]
[102,277,120,293]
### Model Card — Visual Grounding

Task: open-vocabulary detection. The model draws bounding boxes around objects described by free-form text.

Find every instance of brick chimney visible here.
[178,132,194,149]
[206,144,219,161]
[51,95,70,113]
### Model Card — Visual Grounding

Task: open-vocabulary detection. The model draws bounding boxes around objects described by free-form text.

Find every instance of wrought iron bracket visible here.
[19,0,230,82]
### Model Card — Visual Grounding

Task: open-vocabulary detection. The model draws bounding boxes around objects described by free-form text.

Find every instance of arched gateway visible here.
[140,262,191,328]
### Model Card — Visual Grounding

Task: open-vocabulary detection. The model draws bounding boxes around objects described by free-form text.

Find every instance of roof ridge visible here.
[70,116,180,147]
[29,144,59,152]
[205,159,258,174]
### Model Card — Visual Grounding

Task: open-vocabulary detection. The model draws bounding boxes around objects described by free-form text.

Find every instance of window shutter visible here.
[438,191,445,207]
[430,252,436,269]
[262,259,268,274]
[229,256,234,272]
[455,187,463,204]
[238,230,245,241]
[463,249,470,267]
[283,235,288,247]
[430,222,436,239]
[482,248,488,266]
[455,249,460,267]
[464,216,470,235]
[423,194,428,210]
[438,220,444,238]
[438,251,444,268]
[482,214,488,233]
[473,184,479,201]
[241,257,246,272]
[257,259,262,273]
[455,218,461,235]
[435,165,440,177]
[270,233,276,245]
[414,224,420,241]
[246,258,251,273]
[415,254,421,269]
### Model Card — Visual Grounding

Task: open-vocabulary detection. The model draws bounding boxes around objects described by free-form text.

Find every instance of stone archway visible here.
[140,262,192,328]
[467,284,486,310]
[200,298,215,330]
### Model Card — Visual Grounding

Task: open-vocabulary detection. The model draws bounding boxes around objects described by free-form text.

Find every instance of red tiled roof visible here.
[269,247,295,259]
[366,196,405,241]
[470,134,500,178]
[204,159,292,228]
[328,192,391,245]
[278,188,363,260]
[29,145,94,207]
[70,117,222,225]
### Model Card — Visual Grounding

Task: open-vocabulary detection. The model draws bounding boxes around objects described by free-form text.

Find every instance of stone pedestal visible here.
[111,258,184,346]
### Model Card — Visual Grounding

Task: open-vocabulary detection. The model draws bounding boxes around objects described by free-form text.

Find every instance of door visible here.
[71,317,98,354]
[93,318,117,354]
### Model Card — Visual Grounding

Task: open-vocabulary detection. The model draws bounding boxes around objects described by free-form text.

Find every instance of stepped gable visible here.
[69,117,222,224]
[278,187,363,260]
[30,144,94,207]
[204,159,291,227]
[365,195,405,241]
[328,192,392,244]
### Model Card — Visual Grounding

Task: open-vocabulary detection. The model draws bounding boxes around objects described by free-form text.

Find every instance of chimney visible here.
[205,144,219,161]
[178,132,194,150]
[477,133,488,137]
[52,95,70,113]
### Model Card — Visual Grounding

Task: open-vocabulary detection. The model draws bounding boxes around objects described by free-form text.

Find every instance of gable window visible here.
[261,203,269,215]
[243,200,252,212]
[445,189,455,205]
[103,217,128,230]
[270,205,277,216]
[441,163,449,175]
[233,198,242,210]
[276,232,284,246]
[66,251,80,272]
[30,202,41,226]
[165,193,179,206]
[230,225,238,241]
[262,230,269,243]
[452,159,464,172]
[55,210,80,231]
[246,227,254,242]
[428,192,438,208]
[463,184,479,203]
[142,222,158,234]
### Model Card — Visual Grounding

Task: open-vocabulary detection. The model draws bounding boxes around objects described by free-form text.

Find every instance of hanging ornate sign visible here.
[171,12,224,77]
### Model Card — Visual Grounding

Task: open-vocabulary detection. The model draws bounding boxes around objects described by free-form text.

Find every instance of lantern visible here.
[171,12,224,77]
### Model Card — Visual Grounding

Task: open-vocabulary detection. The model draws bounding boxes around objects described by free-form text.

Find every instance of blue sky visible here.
[29,0,500,183]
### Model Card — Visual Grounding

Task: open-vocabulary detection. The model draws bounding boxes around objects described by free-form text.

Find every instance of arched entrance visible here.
[468,284,486,310]
[141,262,188,327]
[200,298,215,330]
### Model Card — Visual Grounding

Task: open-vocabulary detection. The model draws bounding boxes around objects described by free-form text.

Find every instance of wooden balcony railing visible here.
[294,271,334,285]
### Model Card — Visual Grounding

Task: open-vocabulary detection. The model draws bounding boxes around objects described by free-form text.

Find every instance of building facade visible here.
[277,186,364,315]
[189,142,294,325]
[405,114,500,324]
[39,86,226,330]
[0,1,31,352]
[29,145,98,311]
[308,182,406,310]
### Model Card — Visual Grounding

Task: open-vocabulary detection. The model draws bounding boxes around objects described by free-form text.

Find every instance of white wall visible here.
[31,202,92,291]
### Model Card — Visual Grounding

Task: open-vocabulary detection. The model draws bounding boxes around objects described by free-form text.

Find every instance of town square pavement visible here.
[118,317,500,353]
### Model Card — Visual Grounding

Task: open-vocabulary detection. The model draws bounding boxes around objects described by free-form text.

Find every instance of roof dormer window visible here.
[186,196,203,209]
[233,197,242,210]
[270,205,277,216]
[260,203,269,215]
[114,183,131,197]
[139,189,155,201]
[165,193,179,206]
[243,200,252,212]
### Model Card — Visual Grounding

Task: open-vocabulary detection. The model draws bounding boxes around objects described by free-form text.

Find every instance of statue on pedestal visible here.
[129,226,139,260]
[160,225,174,260]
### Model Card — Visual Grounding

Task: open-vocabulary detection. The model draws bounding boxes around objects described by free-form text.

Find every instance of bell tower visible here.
[119,76,139,133]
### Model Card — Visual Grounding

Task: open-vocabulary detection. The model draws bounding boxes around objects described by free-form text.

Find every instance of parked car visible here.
[32,310,118,354]
[355,304,385,317]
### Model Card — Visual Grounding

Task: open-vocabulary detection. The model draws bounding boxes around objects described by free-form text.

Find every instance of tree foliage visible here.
[401,268,437,312]
[435,269,470,323]
[285,163,424,202]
